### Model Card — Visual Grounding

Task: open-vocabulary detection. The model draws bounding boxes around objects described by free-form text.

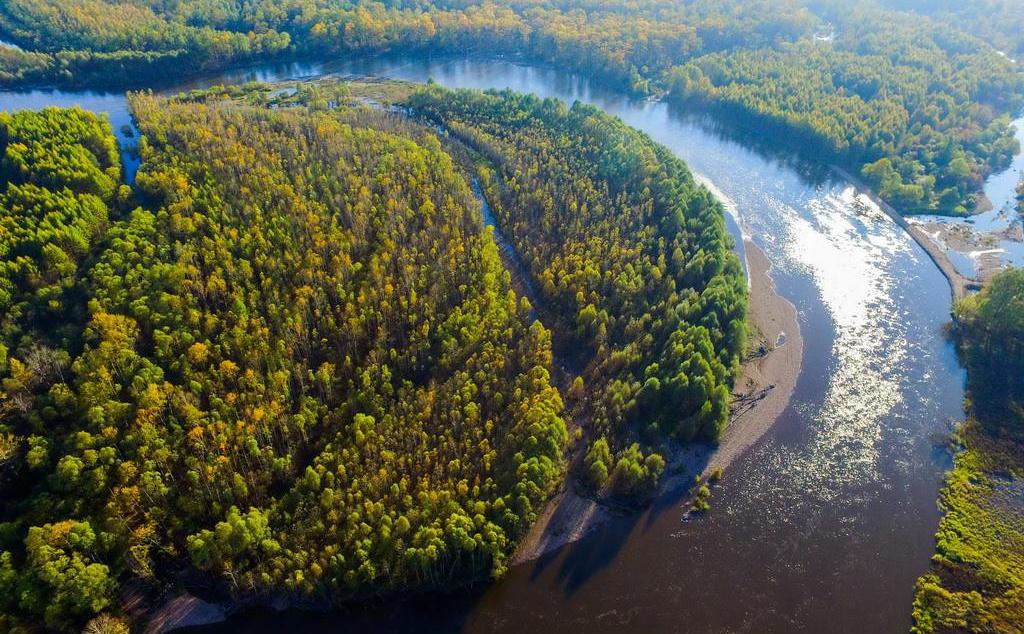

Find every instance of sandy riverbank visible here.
[513,238,803,563]
[711,241,803,473]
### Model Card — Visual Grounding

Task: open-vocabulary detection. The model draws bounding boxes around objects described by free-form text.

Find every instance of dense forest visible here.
[912,269,1024,632]
[877,0,1024,58]
[1,0,1022,215]
[0,97,572,630]
[408,86,746,494]
[0,81,744,630]
[669,7,1023,214]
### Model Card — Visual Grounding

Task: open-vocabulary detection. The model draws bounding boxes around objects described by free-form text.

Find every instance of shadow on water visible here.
[661,107,839,189]
[524,436,715,596]
[185,448,717,634]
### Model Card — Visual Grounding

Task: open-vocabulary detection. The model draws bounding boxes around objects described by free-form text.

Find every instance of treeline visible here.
[0,0,291,86]
[951,270,1024,434]
[876,0,1024,57]
[670,6,1024,214]
[408,86,746,496]
[0,99,568,631]
[2,1,1021,214]
[912,268,1024,632]
[0,0,812,92]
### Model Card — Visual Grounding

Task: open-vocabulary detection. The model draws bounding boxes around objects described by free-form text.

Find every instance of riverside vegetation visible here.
[1,0,1023,216]
[409,86,747,491]
[0,79,745,631]
[912,269,1024,633]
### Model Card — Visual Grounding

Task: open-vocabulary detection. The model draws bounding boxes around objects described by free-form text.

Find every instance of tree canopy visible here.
[0,97,570,630]
[1,1,1020,215]
[408,86,746,493]
[952,269,1024,435]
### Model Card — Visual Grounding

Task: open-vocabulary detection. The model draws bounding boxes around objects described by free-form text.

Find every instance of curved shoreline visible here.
[512,239,803,564]
[126,70,942,632]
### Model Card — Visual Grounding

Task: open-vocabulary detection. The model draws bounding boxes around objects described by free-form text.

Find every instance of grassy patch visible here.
[912,422,1024,633]
[744,315,771,361]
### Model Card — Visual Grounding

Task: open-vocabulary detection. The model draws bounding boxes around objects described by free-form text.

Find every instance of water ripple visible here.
[776,186,912,499]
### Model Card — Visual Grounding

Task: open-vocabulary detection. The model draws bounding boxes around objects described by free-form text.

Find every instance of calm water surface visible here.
[1,56,971,633]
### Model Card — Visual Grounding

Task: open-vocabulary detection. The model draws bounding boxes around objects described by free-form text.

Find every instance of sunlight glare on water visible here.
[779,187,911,498]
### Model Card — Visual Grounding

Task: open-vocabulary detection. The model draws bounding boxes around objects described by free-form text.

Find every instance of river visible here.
[1,55,972,632]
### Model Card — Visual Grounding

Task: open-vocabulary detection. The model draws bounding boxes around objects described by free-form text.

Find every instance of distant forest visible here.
[1,0,1023,215]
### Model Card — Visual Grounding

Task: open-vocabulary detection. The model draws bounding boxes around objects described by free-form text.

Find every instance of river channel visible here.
[1,54,978,632]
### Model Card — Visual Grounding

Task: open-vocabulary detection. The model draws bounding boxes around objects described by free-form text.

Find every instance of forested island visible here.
[913,269,1024,633]
[1,0,1023,217]
[0,79,745,632]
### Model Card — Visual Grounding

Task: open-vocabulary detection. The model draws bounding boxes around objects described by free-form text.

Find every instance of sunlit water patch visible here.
[782,186,910,497]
